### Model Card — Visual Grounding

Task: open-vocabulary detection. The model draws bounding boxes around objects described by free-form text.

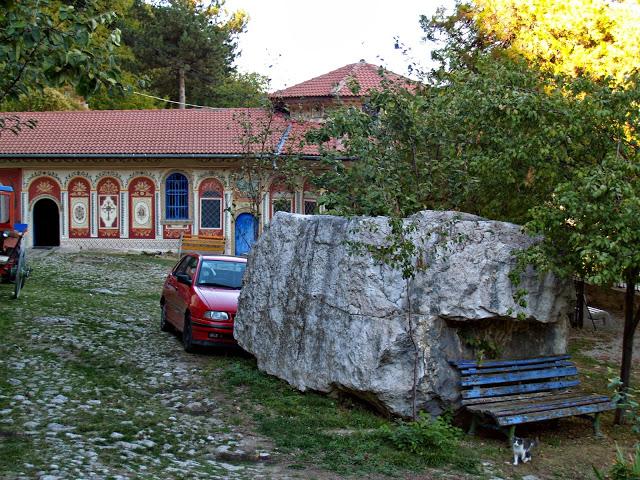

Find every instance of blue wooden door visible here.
[235,213,257,256]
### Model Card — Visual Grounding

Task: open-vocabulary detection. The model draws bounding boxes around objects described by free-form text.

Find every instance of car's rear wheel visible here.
[182,314,195,353]
[160,302,172,332]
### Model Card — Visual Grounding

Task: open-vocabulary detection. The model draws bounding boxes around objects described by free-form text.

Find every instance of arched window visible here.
[269,178,293,218]
[165,173,189,220]
[200,189,223,230]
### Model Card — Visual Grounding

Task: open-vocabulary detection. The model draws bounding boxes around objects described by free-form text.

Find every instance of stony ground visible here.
[0,250,298,480]
[0,250,638,480]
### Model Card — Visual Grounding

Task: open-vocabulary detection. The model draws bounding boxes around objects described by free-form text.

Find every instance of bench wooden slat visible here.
[461,390,562,407]
[494,396,611,417]
[462,390,579,407]
[462,379,581,400]
[496,401,615,426]
[460,366,578,387]
[473,394,610,416]
[451,354,570,369]
[459,360,573,375]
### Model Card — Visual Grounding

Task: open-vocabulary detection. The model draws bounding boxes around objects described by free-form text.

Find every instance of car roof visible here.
[200,254,247,263]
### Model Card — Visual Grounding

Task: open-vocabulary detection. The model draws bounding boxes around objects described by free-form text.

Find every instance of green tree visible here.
[231,105,308,236]
[0,87,86,111]
[523,143,640,424]
[310,57,627,224]
[312,1,640,425]
[123,0,246,108]
[210,72,269,108]
[422,0,640,86]
[0,0,122,102]
[86,73,164,110]
[0,0,122,134]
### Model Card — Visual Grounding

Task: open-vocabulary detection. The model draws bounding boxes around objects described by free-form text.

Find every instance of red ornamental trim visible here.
[70,181,89,196]
[36,180,54,194]
[99,229,119,238]
[70,228,90,237]
[133,180,152,196]
[131,228,153,238]
[29,176,61,201]
[164,230,183,239]
[98,179,119,195]
[200,179,223,193]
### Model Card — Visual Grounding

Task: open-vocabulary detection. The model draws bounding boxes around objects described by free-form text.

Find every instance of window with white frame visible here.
[304,199,318,215]
[200,190,222,230]
[272,194,292,216]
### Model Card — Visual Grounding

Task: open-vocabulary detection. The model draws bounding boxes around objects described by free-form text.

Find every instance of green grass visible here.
[212,356,479,476]
[0,252,480,478]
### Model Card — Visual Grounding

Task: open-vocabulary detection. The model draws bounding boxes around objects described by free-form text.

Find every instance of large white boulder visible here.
[234,211,573,417]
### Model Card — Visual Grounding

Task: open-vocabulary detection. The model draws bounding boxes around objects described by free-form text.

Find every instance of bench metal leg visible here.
[468,415,477,435]
[593,412,603,437]
[508,425,516,444]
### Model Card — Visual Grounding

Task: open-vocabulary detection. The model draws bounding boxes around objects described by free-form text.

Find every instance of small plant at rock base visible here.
[379,413,467,466]
[593,444,640,480]
[608,373,640,433]
[460,331,503,361]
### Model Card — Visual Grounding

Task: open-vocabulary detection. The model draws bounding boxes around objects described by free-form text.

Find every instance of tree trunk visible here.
[178,67,186,109]
[615,269,639,424]
[575,279,585,329]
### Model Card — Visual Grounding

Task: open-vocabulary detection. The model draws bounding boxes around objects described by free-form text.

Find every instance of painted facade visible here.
[0,163,319,253]
[0,62,407,252]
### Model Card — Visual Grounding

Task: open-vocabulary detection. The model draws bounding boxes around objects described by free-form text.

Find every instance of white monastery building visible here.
[0,62,408,254]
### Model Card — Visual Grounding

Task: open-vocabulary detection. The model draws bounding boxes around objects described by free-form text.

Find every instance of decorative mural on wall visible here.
[68,177,91,238]
[97,178,120,238]
[129,177,155,239]
[28,176,61,202]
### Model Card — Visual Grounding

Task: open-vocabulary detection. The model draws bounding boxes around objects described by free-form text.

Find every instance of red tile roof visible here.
[271,61,412,99]
[0,109,321,157]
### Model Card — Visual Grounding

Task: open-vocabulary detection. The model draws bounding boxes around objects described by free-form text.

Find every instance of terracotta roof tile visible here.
[0,109,322,156]
[271,61,412,99]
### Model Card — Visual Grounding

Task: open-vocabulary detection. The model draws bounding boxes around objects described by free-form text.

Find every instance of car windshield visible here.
[196,259,246,289]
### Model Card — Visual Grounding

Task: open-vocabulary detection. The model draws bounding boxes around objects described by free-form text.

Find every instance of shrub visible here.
[594,444,640,480]
[379,413,466,466]
[609,374,640,434]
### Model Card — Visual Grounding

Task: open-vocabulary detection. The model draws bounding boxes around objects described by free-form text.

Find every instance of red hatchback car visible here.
[160,254,247,352]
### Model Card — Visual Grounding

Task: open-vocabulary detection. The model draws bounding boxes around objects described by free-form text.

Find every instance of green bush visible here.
[380,413,465,465]
[594,444,640,480]
[609,374,640,434]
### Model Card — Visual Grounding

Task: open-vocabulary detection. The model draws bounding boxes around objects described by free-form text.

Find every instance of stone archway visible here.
[33,198,60,247]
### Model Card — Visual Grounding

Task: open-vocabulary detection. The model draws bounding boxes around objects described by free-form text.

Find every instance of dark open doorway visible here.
[33,198,60,247]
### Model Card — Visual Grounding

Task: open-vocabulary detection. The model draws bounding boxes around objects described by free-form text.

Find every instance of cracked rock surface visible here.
[235,211,574,417]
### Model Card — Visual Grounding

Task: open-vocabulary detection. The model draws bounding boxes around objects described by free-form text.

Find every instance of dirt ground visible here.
[474,306,640,480]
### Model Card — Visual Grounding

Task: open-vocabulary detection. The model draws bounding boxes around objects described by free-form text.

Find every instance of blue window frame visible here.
[165,173,189,220]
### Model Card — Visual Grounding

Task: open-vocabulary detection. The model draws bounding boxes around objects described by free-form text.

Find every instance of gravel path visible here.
[0,250,294,480]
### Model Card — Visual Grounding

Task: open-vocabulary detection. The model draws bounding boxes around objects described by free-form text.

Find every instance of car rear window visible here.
[196,260,246,289]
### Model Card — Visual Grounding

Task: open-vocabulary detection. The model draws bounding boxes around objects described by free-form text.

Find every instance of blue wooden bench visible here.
[450,355,615,442]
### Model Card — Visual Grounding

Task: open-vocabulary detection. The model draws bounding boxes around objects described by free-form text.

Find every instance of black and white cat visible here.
[512,436,537,465]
